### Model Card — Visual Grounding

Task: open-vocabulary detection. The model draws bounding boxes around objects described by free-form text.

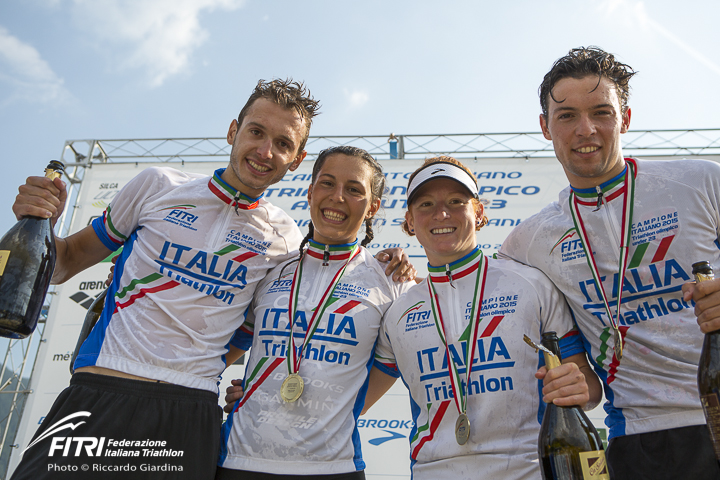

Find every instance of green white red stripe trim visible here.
[233,357,284,411]
[411,401,451,459]
[208,171,260,210]
[286,240,360,376]
[569,159,636,359]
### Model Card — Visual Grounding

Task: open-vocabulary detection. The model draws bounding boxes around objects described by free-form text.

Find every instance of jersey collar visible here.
[305,239,360,261]
[569,158,638,206]
[208,168,262,210]
[427,246,482,284]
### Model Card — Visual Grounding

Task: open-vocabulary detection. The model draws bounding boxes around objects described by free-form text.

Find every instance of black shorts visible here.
[606,424,720,480]
[11,372,222,480]
[214,467,366,480]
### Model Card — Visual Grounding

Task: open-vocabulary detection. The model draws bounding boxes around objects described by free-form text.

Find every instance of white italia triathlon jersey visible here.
[219,240,412,475]
[75,166,303,393]
[374,247,584,480]
[500,158,720,439]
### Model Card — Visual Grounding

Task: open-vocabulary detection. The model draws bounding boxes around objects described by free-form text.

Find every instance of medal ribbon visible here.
[286,242,361,375]
[568,160,636,356]
[426,249,488,416]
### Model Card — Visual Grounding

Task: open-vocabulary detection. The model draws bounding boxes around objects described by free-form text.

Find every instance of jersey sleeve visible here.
[533,269,584,359]
[369,253,416,302]
[498,202,564,268]
[261,199,304,265]
[91,167,200,251]
[373,312,400,378]
[385,269,415,301]
[498,222,531,265]
[557,327,584,360]
[229,306,254,351]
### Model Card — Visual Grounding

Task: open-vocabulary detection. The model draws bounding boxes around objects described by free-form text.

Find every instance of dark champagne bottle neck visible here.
[24,161,64,223]
[44,160,64,180]
[0,160,64,338]
[693,261,719,339]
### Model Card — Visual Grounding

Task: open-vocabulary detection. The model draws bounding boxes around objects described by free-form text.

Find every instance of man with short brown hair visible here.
[10,78,320,479]
[501,47,720,479]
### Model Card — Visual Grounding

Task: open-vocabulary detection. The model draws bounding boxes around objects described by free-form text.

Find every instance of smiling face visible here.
[223,97,307,197]
[307,153,381,246]
[405,178,482,266]
[540,75,631,189]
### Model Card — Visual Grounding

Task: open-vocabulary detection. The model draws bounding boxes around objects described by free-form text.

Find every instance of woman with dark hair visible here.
[215,146,412,480]
[374,156,601,479]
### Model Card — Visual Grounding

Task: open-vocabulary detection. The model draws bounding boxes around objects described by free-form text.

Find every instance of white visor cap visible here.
[407,162,479,204]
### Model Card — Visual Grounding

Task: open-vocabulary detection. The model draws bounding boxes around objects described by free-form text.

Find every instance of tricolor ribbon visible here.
[426,248,488,417]
[285,241,360,376]
[569,159,636,361]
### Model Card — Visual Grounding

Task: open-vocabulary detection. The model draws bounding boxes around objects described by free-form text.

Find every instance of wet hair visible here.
[278,146,386,280]
[539,46,636,118]
[237,78,321,154]
[401,156,488,236]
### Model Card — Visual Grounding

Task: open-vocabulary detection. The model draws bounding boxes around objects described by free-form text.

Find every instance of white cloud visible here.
[344,89,369,108]
[72,0,245,87]
[0,26,71,105]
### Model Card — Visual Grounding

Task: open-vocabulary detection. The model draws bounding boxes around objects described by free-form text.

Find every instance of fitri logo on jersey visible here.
[160,205,199,231]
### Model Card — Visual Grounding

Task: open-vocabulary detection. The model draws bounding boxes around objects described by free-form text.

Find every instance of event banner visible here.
[10,157,582,479]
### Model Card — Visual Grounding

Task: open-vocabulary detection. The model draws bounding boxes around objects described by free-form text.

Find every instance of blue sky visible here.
[1,0,719,236]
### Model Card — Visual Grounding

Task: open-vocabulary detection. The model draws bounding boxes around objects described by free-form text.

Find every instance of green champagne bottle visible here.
[694,261,720,465]
[539,331,609,480]
[0,160,65,338]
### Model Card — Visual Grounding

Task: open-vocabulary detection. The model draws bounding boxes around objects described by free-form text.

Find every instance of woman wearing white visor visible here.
[373,156,601,479]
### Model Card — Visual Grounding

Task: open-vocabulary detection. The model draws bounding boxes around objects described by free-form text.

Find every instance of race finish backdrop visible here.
[5,129,720,478]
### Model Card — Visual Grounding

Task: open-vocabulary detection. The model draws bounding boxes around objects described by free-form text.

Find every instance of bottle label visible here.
[0,250,9,276]
[578,450,609,479]
[701,393,720,459]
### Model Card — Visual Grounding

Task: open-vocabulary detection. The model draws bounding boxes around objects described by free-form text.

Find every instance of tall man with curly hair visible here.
[500,47,720,479]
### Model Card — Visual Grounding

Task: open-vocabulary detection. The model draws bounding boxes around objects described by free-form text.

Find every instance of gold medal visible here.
[613,329,623,361]
[280,373,304,402]
[455,413,470,445]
